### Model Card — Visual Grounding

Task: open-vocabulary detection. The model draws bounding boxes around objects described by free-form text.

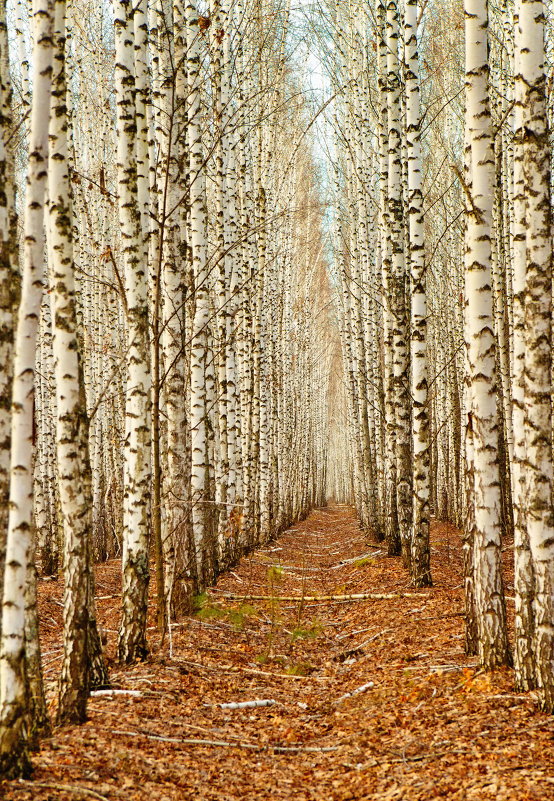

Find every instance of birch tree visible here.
[464,0,510,670]
[0,0,19,634]
[514,0,554,712]
[114,0,152,664]
[186,1,211,585]
[386,0,412,567]
[48,0,107,724]
[512,0,535,693]
[0,0,53,777]
[405,0,431,587]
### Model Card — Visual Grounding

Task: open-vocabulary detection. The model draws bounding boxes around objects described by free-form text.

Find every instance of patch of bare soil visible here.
[2,506,553,800]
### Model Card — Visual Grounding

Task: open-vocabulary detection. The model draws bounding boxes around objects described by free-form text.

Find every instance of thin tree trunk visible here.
[0,0,53,777]
[114,0,151,664]
[386,0,411,568]
[405,0,431,587]
[511,2,535,692]
[0,0,20,639]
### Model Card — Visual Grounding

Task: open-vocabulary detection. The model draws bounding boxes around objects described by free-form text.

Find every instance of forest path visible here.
[4,507,554,801]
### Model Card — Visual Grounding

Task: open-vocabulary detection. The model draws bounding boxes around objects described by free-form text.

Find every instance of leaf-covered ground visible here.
[3,506,554,800]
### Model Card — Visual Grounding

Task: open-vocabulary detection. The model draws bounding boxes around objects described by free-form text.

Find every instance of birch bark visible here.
[0,0,19,637]
[49,0,108,723]
[516,0,554,712]
[405,0,431,587]
[187,1,210,584]
[114,0,152,664]
[464,0,511,670]
[512,3,535,692]
[0,0,53,777]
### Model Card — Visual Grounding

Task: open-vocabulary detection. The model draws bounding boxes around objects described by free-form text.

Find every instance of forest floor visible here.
[2,506,554,801]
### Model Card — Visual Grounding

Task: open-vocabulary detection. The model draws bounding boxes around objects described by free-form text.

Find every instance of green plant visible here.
[290,621,323,641]
[267,565,284,582]
[193,593,226,620]
[285,662,313,676]
[226,603,259,630]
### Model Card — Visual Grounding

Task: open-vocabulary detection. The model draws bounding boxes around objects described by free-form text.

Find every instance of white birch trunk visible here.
[0,0,53,777]
[516,0,554,713]
[48,0,108,724]
[464,0,510,670]
[187,1,210,584]
[511,3,535,692]
[0,0,19,636]
[114,0,151,664]
[405,0,431,587]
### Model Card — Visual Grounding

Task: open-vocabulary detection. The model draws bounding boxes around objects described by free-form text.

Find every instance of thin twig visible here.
[172,658,329,680]
[211,591,430,603]
[110,728,337,753]
[19,783,110,801]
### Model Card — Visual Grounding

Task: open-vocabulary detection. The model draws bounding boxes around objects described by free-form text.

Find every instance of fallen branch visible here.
[394,662,478,673]
[336,681,375,703]
[485,693,530,702]
[111,728,337,753]
[248,560,321,572]
[337,626,374,640]
[173,658,330,681]
[234,665,329,680]
[387,661,478,672]
[90,689,142,698]
[383,748,469,766]
[19,783,110,801]
[333,628,392,663]
[209,699,279,710]
[272,744,338,754]
[355,629,392,649]
[330,549,384,569]
[211,591,429,603]
[333,645,365,663]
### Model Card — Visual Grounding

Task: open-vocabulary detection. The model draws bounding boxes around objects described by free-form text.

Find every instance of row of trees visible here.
[2,0,553,783]
[0,0,335,778]
[320,0,553,713]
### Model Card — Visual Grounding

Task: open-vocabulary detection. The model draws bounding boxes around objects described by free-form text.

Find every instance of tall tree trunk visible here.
[511,2,535,692]
[386,0,411,568]
[187,1,210,585]
[405,0,431,587]
[114,0,151,664]
[0,0,53,778]
[376,0,400,556]
[0,0,19,640]
[464,0,511,670]
[49,0,107,724]
[516,0,554,713]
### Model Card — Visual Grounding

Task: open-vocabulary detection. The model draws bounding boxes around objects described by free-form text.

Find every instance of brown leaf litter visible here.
[2,506,553,800]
